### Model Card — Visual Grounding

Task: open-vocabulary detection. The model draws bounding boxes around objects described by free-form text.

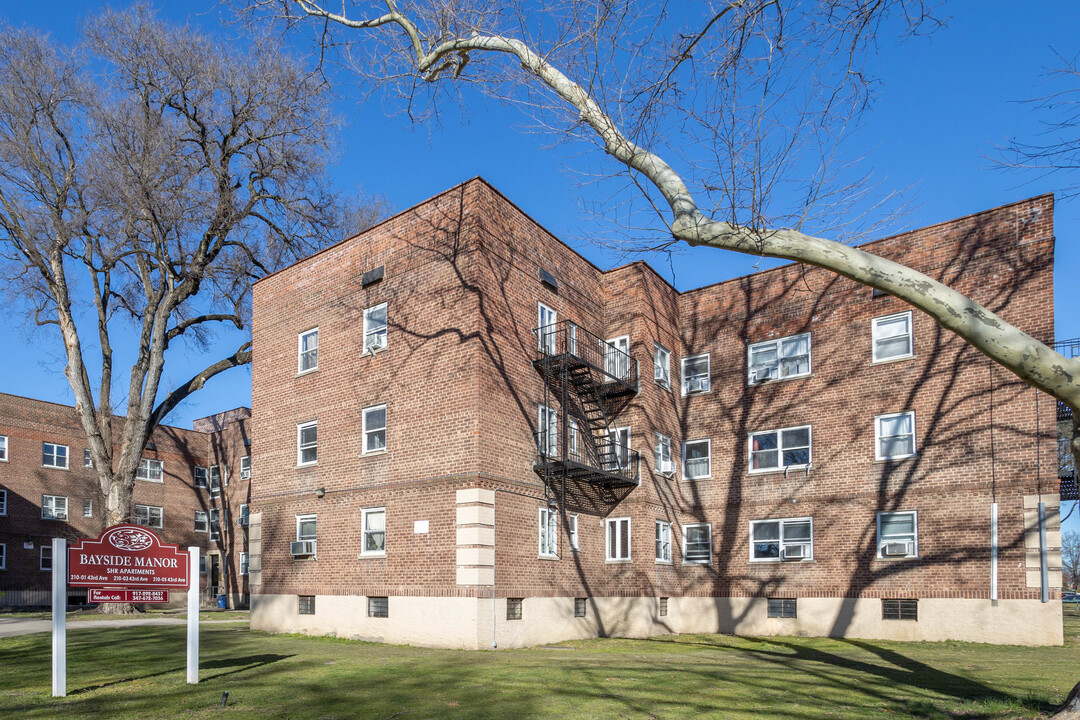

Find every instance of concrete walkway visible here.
[0,616,244,638]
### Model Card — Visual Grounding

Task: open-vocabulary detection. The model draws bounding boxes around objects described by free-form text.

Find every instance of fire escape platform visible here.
[532,353,638,399]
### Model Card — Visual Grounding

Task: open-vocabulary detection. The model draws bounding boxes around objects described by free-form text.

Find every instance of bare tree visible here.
[1064,532,1080,591]
[246,0,1080,452]
[0,7,380,532]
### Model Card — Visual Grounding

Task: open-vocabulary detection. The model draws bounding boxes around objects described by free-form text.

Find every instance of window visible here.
[659,597,668,616]
[568,418,579,462]
[876,412,916,460]
[209,509,221,540]
[654,343,671,387]
[655,520,672,563]
[506,598,523,620]
[297,421,318,466]
[82,499,93,518]
[683,523,712,564]
[42,495,68,520]
[872,311,913,362]
[362,507,386,555]
[538,404,558,456]
[136,458,164,482]
[768,598,797,619]
[200,556,207,574]
[567,322,578,356]
[298,595,315,615]
[604,336,631,381]
[194,511,208,533]
[239,552,249,575]
[0,544,5,570]
[877,511,918,558]
[209,466,223,497]
[537,303,557,354]
[238,504,250,527]
[681,354,710,394]
[240,456,251,480]
[368,596,389,618]
[750,517,813,561]
[882,598,918,621]
[568,513,579,551]
[748,333,811,383]
[134,504,163,529]
[0,435,6,461]
[538,507,558,558]
[0,489,6,516]
[42,442,69,469]
[298,328,318,373]
[297,514,317,542]
[363,303,388,352]
[83,449,92,467]
[574,598,587,618]
[41,546,52,571]
[606,517,631,561]
[682,439,711,480]
[749,426,811,472]
[607,427,631,470]
[193,467,208,489]
[362,405,387,454]
[655,433,673,474]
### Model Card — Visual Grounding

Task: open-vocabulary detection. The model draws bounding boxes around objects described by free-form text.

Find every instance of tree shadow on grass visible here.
[68,653,294,694]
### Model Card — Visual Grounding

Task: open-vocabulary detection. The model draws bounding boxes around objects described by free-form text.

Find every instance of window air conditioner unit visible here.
[686,377,706,394]
[883,541,913,557]
[660,459,676,476]
[241,470,251,480]
[781,543,809,560]
[55,512,68,521]
[290,540,316,557]
[238,516,249,527]
[751,366,776,383]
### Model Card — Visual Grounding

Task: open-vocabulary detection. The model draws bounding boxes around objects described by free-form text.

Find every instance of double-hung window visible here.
[82,499,93,517]
[83,449,93,467]
[239,552,250,575]
[195,511,208,533]
[605,336,631,381]
[608,427,631,470]
[877,511,918,558]
[137,458,164,482]
[362,507,386,555]
[872,311,913,362]
[538,507,558,558]
[683,523,712,564]
[568,513,579,551]
[606,517,631,561]
[209,509,221,540]
[42,494,67,520]
[298,328,319,373]
[538,404,558,457]
[240,456,251,480]
[537,303,558,354]
[193,467,208,489]
[0,435,6,461]
[0,543,5,570]
[295,514,317,556]
[42,442,68,469]
[0,489,6,516]
[41,546,52,571]
[750,517,813,561]
[362,405,387,454]
[363,302,388,353]
[682,354,710,394]
[567,418,579,462]
[876,412,916,460]
[655,433,673,474]
[134,504,163,529]
[238,504,250,527]
[748,333,811,383]
[749,426,811,472]
[209,466,223,497]
[655,520,672,563]
[682,439,711,480]
[297,421,318,465]
[654,344,671,387]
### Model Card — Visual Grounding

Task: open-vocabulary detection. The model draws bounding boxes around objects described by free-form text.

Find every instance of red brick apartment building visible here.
[247,178,1061,647]
[0,394,253,608]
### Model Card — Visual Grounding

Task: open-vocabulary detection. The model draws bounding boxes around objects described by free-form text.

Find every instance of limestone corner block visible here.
[456,547,494,566]
[456,488,495,505]
[1024,494,1060,509]
[456,526,495,546]
[456,505,495,526]
[456,566,494,585]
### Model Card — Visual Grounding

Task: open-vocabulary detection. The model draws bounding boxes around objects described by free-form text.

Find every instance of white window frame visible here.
[681,354,711,395]
[538,507,558,558]
[363,302,389,353]
[194,510,208,533]
[209,509,221,541]
[0,489,6,516]
[568,513,579,551]
[653,343,671,387]
[749,517,814,562]
[872,311,914,363]
[538,404,558,457]
[82,498,93,518]
[568,418,579,462]
[606,517,631,562]
[42,494,68,520]
[655,433,673,474]
[655,520,672,563]
[748,425,812,473]
[537,302,557,354]
[747,332,812,384]
[361,507,387,556]
[682,523,713,564]
[362,404,387,455]
[0,543,5,570]
[240,455,251,480]
[297,421,318,466]
[608,426,631,470]
[136,458,164,483]
[875,411,917,461]
[40,546,52,571]
[0,435,6,462]
[134,504,163,529]
[298,328,319,373]
[239,552,249,575]
[193,466,208,489]
[238,504,250,527]
[296,514,317,542]
[209,465,223,497]
[42,442,69,469]
[83,449,93,467]
[604,335,631,381]
[877,511,919,559]
[682,439,711,480]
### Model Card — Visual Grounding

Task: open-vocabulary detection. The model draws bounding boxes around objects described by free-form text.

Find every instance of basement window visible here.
[659,597,668,617]
[368,596,389,618]
[298,595,315,615]
[574,598,587,617]
[882,598,918,621]
[767,598,797,619]
[506,598,523,621]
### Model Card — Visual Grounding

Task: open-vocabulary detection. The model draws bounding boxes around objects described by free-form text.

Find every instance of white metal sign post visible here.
[51,537,67,698]
[187,547,199,684]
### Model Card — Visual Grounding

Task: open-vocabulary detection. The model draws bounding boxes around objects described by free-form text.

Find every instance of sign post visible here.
[51,537,66,698]
[187,547,199,684]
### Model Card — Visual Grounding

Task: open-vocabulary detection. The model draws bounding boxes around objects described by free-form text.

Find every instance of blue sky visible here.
[3,2,1079,528]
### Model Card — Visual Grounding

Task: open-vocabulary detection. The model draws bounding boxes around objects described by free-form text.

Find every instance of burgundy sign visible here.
[88,589,169,603]
[68,524,190,589]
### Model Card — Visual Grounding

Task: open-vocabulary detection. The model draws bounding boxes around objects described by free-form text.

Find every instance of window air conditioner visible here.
[55,512,68,521]
[660,459,676,476]
[781,543,809,560]
[290,540,316,557]
[883,541,913,557]
[238,516,249,527]
[686,377,706,394]
[751,366,776,383]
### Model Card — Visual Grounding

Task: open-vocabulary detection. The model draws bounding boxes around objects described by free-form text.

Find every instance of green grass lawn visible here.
[0,608,250,622]
[1,610,1078,719]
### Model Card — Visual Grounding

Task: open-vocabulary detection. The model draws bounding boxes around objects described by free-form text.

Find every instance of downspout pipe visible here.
[1039,501,1049,603]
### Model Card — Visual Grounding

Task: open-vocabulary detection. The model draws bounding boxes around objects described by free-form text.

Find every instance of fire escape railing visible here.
[1055,339,1078,500]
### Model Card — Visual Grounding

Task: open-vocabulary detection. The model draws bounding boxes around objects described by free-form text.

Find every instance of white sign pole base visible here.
[187,547,199,684]
[52,538,67,697]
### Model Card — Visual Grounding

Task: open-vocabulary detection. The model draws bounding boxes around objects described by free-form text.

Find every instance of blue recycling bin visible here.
[217,593,226,609]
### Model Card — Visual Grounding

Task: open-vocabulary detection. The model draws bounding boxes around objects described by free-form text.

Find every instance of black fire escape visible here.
[532,320,640,493]
[1056,339,1079,501]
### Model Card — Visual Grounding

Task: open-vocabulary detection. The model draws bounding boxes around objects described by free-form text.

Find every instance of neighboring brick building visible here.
[247,178,1062,647]
[0,394,252,608]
